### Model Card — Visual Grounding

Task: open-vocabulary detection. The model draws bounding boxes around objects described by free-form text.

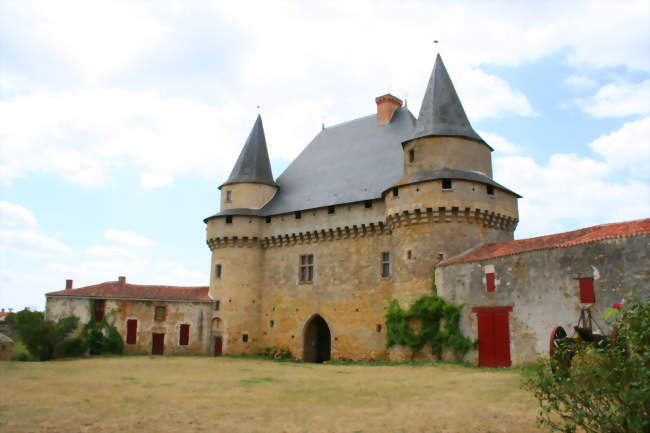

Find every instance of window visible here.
[364,200,372,208]
[225,216,232,224]
[487,185,495,195]
[407,250,412,260]
[295,211,301,219]
[126,319,137,344]
[409,149,415,163]
[215,264,222,279]
[270,320,274,329]
[179,324,190,346]
[265,216,271,223]
[225,190,232,202]
[93,300,105,322]
[328,206,335,214]
[442,179,452,190]
[215,300,220,311]
[377,324,382,333]
[579,278,595,303]
[299,254,314,282]
[486,273,495,293]
[381,252,391,278]
[242,333,248,343]
[154,306,166,321]
[392,187,399,197]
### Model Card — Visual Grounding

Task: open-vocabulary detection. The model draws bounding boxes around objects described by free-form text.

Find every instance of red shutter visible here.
[179,324,190,346]
[579,278,595,303]
[126,319,137,344]
[473,306,513,368]
[476,312,495,367]
[486,273,495,293]
[94,300,105,322]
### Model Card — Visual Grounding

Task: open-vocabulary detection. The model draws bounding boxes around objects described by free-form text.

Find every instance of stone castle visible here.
[46,54,649,366]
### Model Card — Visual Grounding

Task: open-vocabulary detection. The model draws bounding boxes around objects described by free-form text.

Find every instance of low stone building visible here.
[0,332,13,361]
[45,277,216,355]
[436,219,650,366]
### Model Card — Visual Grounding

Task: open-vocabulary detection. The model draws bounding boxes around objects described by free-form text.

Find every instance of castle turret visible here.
[219,115,278,211]
[205,115,277,354]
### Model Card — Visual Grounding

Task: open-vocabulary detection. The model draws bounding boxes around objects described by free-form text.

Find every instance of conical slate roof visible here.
[406,54,487,146]
[221,115,277,189]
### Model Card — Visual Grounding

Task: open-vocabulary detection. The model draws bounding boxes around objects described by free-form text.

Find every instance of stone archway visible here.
[303,314,331,363]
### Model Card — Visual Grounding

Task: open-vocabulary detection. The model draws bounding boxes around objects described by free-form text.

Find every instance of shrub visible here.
[257,344,292,360]
[7,309,79,361]
[522,295,650,433]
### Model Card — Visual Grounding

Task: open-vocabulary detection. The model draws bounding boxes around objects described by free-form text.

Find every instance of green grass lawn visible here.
[0,356,547,433]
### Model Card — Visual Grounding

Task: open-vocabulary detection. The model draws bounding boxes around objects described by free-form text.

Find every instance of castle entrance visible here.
[303,315,331,363]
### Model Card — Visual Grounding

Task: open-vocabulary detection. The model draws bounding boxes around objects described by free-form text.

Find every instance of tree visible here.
[7,309,79,361]
[522,296,650,433]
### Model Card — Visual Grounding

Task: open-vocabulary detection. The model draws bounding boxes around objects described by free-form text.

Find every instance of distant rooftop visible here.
[438,218,650,266]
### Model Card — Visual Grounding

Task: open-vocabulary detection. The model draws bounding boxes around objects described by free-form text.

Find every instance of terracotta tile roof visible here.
[439,218,650,266]
[46,280,213,302]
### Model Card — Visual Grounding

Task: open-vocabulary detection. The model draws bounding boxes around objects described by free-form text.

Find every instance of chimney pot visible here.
[66,279,73,290]
[9,308,13,313]
[375,94,403,125]
[1,308,4,313]
[118,276,126,287]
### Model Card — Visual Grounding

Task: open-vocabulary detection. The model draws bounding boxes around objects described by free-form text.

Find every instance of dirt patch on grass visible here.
[0,357,546,432]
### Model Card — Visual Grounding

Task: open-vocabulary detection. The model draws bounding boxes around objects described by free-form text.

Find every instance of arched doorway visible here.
[303,315,331,363]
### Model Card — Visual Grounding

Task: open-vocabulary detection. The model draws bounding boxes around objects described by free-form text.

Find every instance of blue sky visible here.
[1,1,649,311]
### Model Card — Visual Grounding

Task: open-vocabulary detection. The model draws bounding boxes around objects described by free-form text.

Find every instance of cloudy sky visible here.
[1,0,649,311]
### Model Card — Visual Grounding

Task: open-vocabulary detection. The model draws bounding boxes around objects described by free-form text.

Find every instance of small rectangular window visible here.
[486,273,495,293]
[377,324,382,333]
[215,264,222,279]
[242,333,248,343]
[154,306,166,321]
[393,187,399,197]
[442,179,452,190]
[299,254,314,282]
[381,252,391,278]
[225,216,232,224]
[487,185,494,195]
[215,300,220,311]
[179,324,190,346]
[579,278,595,303]
[327,206,335,214]
[409,149,415,163]
[270,320,274,329]
[94,300,105,322]
[265,216,271,223]
[225,190,232,202]
[364,200,372,208]
[126,319,137,344]
[295,211,301,219]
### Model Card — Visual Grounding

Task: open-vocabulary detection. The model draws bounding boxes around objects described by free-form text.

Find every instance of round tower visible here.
[384,54,520,304]
[204,115,277,354]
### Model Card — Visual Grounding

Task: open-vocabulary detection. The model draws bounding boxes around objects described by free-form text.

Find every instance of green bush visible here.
[6,309,79,361]
[256,344,292,360]
[522,296,650,433]
[78,303,124,356]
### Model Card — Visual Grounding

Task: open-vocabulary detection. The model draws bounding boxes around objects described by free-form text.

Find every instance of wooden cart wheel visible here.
[550,326,567,358]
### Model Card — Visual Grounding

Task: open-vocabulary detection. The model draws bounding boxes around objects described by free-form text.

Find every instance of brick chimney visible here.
[118,276,126,288]
[375,94,403,125]
[66,279,73,290]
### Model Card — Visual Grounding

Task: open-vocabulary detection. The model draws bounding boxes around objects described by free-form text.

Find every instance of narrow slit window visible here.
[225,190,232,202]
[215,264,222,279]
[299,254,314,282]
[179,324,190,346]
[487,185,495,195]
[381,252,391,278]
[409,149,415,163]
[215,300,220,311]
[442,179,452,190]
[393,187,399,197]
[242,334,248,343]
[270,320,274,329]
[377,324,382,333]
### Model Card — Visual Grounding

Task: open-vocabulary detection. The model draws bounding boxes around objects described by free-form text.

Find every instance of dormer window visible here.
[442,179,452,190]
[225,190,232,202]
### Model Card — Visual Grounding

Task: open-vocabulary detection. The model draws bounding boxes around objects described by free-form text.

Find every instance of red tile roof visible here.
[439,218,650,266]
[46,280,212,302]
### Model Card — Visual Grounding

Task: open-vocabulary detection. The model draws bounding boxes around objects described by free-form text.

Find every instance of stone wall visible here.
[435,234,650,366]
[45,297,214,355]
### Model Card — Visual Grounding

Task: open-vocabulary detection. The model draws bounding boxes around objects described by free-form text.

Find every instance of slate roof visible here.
[46,280,213,302]
[397,168,521,197]
[221,115,277,189]
[405,54,488,147]
[438,218,650,266]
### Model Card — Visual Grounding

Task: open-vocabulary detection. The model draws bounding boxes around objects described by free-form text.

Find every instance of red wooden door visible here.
[473,307,512,367]
[214,337,222,356]
[126,319,137,344]
[152,333,164,355]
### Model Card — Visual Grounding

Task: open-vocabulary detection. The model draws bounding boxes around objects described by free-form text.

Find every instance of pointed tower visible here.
[219,115,278,211]
[402,54,494,178]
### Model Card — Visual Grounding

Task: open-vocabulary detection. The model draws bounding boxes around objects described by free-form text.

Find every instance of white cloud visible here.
[0,201,37,228]
[104,229,155,248]
[477,131,520,154]
[140,171,174,189]
[495,153,650,238]
[577,80,650,118]
[85,244,131,258]
[0,229,71,256]
[563,74,598,91]
[588,116,650,178]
